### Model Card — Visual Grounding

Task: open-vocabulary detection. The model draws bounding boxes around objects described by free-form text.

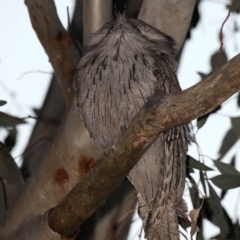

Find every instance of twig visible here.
[119,209,136,222]
[14,136,52,159]
[215,0,235,70]
[180,230,189,240]
[186,180,205,201]
[21,115,60,127]
[103,192,137,240]
[16,70,52,81]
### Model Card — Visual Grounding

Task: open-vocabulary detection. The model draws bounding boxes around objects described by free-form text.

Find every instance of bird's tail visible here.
[128,125,189,240]
[146,199,178,240]
[139,197,187,240]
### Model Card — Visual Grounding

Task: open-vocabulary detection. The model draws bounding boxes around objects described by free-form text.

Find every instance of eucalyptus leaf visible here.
[197,106,221,130]
[220,157,236,199]
[200,170,207,194]
[0,111,26,127]
[230,155,236,167]
[211,174,240,189]
[227,1,240,13]
[0,100,7,106]
[187,156,213,171]
[189,186,201,211]
[213,160,240,176]
[33,107,41,117]
[237,92,240,108]
[197,71,208,80]
[218,128,238,158]
[196,232,204,240]
[197,115,209,129]
[220,189,227,200]
[231,117,240,136]
[211,105,221,114]
[232,220,240,240]
[179,217,191,231]
[187,175,201,208]
[208,183,228,239]
[190,208,201,238]
[4,127,17,151]
[210,49,228,70]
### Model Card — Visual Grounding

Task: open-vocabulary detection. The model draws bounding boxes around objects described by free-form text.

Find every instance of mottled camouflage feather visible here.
[75,14,188,240]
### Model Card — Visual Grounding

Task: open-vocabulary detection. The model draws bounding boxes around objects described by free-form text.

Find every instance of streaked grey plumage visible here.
[75,14,188,240]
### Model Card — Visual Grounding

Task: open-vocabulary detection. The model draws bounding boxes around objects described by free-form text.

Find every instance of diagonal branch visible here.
[49,53,240,238]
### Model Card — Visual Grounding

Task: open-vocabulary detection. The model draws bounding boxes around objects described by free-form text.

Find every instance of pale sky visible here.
[0,1,240,240]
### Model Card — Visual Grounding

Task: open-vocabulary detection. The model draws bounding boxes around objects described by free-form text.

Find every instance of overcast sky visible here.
[0,1,240,239]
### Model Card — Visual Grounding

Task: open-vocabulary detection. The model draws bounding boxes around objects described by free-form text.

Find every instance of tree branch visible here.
[83,0,112,45]
[138,0,197,52]
[24,0,80,104]
[2,1,102,237]
[49,53,240,238]
[0,142,24,208]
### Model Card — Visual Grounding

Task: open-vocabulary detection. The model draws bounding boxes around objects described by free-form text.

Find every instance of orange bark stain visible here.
[78,156,97,175]
[54,167,69,185]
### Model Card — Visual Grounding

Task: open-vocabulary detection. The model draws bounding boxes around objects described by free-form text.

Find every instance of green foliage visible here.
[4,127,18,151]
[187,156,213,171]
[214,159,240,175]
[211,159,240,190]
[210,50,228,70]
[0,101,7,106]
[197,115,209,129]
[218,128,238,157]
[189,113,240,239]
[207,183,229,239]
[237,91,240,108]
[211,174,240,189]
[196,49,227,130]
[227,0,240,13]
[0,100,25,151]
[0,112,26,127]
[197,106,221,130]
[189,45,240,236]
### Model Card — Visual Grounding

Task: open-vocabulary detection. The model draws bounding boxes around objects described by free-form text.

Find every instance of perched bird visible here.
[75,13,189,240]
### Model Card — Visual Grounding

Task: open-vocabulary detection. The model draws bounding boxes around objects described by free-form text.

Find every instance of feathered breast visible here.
[75,17,180,152]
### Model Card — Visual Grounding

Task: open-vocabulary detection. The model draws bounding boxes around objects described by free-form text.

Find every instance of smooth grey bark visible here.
[21,75,65,179]
[138,0,197,52]
[83,0,112,45]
